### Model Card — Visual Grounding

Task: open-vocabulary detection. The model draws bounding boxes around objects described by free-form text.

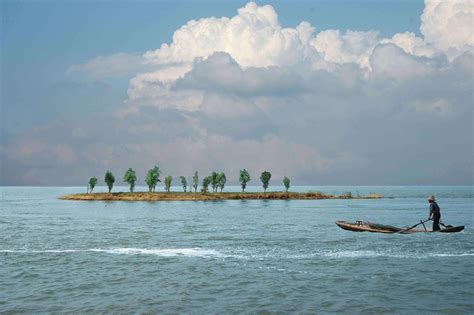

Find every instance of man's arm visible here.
[428,203,434,219]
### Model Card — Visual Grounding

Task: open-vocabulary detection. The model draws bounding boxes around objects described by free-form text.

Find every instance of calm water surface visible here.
[1,186,473,313]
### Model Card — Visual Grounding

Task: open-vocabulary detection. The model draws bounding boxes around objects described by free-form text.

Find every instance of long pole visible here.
[398,219,431,233]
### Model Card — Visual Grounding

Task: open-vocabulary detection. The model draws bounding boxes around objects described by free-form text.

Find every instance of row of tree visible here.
[87,167,291,194]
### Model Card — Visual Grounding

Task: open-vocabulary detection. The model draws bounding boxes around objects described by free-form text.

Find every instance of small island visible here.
[63,168,383,201]
[60,191,383,202]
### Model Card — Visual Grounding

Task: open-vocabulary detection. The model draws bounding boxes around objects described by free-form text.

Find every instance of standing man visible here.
[428,195,441,231]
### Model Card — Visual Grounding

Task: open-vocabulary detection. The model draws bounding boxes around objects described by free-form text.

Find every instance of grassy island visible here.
[75,168,384,202]
[60,191,383,202]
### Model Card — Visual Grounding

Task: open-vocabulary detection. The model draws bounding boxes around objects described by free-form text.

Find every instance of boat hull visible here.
[335,221,464,234]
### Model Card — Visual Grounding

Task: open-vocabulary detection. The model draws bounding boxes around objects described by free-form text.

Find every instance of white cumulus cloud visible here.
[420,0,474,59]
[310,29,379,69]
[369,44,435,80]
[143,2,316,68]
[380,32,435,58]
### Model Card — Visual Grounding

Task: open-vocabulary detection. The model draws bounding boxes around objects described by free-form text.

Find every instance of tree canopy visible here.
[202,176,211,193]
[88,177,98,193]
[104,171,115,193]
[217,172,226,192]
[180,176,187,192]
[145,166,161,192]
[239,169,250,192]
[123,168,137,192]
[283,176,290,192]
[164,175,172,192]
[193,171,199,192]
[211,171,219,193]
[260,171,271,192]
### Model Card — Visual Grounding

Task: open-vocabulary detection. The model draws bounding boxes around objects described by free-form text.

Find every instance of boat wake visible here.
[0,248,220,258]
[99,248,220,257]
[1,248,473,259]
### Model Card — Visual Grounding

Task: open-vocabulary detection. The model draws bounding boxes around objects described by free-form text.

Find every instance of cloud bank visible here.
[2,0,473,185]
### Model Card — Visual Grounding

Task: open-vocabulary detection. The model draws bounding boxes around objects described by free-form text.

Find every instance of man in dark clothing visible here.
[428,195,441,231]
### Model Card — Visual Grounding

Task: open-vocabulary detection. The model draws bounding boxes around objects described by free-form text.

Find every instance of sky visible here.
[1,0,472,186]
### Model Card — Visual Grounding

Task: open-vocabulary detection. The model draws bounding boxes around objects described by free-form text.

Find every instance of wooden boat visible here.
[335,220,464,234]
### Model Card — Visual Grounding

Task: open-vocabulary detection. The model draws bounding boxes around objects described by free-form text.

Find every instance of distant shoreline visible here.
[60,191,383,201]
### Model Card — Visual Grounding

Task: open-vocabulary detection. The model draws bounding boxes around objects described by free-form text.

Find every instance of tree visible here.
[260,171,272,193]
[123,168,137,192]
[104,171,115,193]
[239,169,250,192]
[145,166,161,192]
[217,172,226,192]
[164,175,172,192]
[211,171,219,192]
[88,177,98,193]
[180,176,187,192]
[201,176,211,193]
[283,176,290,192]
[193,171,199,192]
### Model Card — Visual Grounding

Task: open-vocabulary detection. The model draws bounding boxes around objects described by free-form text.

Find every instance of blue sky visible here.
[2,0,424,132]
[1,0,472,185]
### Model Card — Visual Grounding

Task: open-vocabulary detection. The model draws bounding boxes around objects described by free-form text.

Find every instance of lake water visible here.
[1,186,473,313]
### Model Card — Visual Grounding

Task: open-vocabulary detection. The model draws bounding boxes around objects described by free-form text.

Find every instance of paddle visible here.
[398,219,431,233]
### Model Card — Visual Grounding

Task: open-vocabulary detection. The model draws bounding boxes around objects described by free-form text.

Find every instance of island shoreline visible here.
[60,191,383,202]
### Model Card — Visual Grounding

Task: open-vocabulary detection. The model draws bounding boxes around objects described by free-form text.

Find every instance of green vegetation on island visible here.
[192,171,199,192]
[61,191,383,201]
[260,171,271,193]
[211,172,219,193]
[202,176,211,193]
[283,176,290,192]
[239,169,250,192]
[217,172,226,192]
[164,175,172,193]
[180,176,187,192]
[63,165,383,201]
[123,168,137,192]
[88,177,98,193]
[145,166,161,192]
[104,171,115,193]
